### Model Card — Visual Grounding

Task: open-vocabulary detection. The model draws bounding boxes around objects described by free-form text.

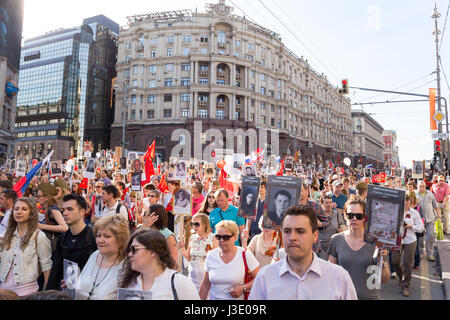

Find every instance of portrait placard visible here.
[411,160,425,179]
[84,158,96,179]
[365,185,405,249]
[131,172,142,191]
[238,176,261,220]
[174,161,187,182]
[364,168,373,179]
[284,156,294,172]
[173,188,192,215]
[63,259,80,299]
[121,157,127,175]
[263,175,302,229]
[15,159,27,177]
[50,161,62,176]
[128,152,138,162]
[232,154,246,175]
[132,158,142,173]
[242,165,256,177]
[118,288,152,300]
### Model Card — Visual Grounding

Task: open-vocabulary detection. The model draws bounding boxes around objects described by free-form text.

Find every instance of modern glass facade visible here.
[0,0,25,70]
[15,15,118,160]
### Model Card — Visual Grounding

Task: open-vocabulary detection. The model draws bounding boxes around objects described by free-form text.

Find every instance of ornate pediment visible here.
[205,0,234,17]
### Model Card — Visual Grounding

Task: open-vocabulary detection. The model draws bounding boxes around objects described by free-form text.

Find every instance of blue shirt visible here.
[331,193,348,209]
[210,205,245,246]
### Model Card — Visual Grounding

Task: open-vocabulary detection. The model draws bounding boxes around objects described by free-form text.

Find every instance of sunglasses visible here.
[130,245,146,255]
[191,222,200,227]
[208,196,215,199]
[215,234,233,241]
[346,213,365,220]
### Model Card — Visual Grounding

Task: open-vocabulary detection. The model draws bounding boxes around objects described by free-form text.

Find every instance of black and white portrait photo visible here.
[263,175,302,228]
[51,161,62,176]
[131,172,142,191]
[239,185,258,219]
[118,288,152,300]
[128,152,138,161]
[16,160,26,177]
[284,156,294,172]
[174,161,187,180]
[133,159,142,172]
[242,165,256,177]
[174,188,192,215]
[412,160,424,179]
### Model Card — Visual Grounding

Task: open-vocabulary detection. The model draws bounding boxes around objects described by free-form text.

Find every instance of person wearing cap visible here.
[36,183,68,254]
[328,180,348,212]
[54,178,70,209]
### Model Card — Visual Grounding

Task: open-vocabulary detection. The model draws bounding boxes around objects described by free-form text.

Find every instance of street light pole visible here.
[432,4,444,169]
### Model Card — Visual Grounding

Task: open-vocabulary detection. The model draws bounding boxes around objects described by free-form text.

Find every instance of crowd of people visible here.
[0,158,448,300]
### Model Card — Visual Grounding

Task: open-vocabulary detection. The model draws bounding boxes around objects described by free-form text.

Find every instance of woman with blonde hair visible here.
[0,198,52,296]
[35,183,68,252]
[199,220,260,300]
[181,213,218,290]
[75,215,130,300]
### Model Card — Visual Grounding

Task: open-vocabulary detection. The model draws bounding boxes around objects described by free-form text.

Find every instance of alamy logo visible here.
[170,121,280,161]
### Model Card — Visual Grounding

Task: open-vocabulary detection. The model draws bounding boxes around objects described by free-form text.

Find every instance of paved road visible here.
[381,238,446,300]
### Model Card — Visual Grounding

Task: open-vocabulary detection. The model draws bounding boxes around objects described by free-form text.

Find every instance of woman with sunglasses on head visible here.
[138,205,178,269]
[0,198,52,296]
[118,229,200,300]
[198,191,218,216]
[180,213,218,290]
[74,215,130,300]
[199,220,260,300]
[328,197,390,300]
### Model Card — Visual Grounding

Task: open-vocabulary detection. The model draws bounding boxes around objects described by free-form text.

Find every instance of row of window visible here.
[15,118,64,127]
[16,130,58,138]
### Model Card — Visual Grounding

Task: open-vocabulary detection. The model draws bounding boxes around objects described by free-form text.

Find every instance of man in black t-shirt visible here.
[46,194,97,290]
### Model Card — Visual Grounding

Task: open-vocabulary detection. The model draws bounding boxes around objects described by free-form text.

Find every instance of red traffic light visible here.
[437,147,442,151]
[342,80,348,86]
[436,140,441,146]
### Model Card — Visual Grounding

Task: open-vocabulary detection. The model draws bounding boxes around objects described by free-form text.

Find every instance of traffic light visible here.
[340,79,349,95]
[435,140,441,152]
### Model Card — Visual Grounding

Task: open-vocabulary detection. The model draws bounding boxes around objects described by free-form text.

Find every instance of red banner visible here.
[372,173,386,184]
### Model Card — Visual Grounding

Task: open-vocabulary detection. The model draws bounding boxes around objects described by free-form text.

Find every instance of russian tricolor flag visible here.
[13,151,54,198]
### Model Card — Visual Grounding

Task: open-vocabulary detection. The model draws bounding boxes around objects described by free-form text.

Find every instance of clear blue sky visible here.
[23,0,450,168]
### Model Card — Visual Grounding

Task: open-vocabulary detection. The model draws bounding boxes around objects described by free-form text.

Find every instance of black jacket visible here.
[46,225,97,290]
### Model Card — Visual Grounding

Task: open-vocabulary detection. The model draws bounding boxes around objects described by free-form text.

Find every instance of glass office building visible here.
[15,15,118,160]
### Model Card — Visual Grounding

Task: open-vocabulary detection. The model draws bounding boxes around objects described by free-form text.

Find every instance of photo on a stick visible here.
[263,175,302,229]
[238,176,261,220]
[365,185,405,249]
[173,188,192,215]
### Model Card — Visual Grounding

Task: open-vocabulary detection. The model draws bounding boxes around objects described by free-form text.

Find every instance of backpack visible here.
[116,201,136,232]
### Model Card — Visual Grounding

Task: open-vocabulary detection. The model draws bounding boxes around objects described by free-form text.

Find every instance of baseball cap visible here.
[332,180,343,187]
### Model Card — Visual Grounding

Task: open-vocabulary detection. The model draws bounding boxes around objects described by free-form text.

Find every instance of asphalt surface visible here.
[380,237,446,300]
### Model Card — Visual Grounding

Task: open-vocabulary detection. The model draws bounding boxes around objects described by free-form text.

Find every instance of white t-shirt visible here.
[75,251,123,300]
[126,268,200,300]
[205,246,259,300]
[188,233,215,289]
[100,201,128,220]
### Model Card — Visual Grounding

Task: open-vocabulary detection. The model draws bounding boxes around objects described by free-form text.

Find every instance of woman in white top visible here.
[241,217,278,269]
[117,229,200,300]
[74,215,130,300]
[199,220,260,300]
[0,198,52,296]
[391,192,425,297]
[181,213,218,290]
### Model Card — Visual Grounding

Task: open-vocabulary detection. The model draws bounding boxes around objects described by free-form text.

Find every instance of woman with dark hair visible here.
[0,198,52,296]
[118,229,199,300]
[198,191,218,216]
[139,205,179,269]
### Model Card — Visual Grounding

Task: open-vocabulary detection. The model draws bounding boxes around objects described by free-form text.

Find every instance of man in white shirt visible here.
[249,205,357,300]
[99,185,128,221]
[0,189,17,237]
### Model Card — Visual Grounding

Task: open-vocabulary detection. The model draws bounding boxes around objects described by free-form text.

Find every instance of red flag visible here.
[78,178,88,190]
[121,186,130,201]
[157,163,162,175]
[276,159,285,176]
[159,174,168,193]
[372,173,386,184]
[219,169,234,195]
[148,140,156,160]
[142,157,155,186]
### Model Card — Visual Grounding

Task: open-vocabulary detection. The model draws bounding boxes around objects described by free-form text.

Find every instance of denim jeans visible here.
[392,241,417,289]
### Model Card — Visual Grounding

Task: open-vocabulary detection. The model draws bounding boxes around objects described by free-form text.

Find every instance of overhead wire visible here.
[439,0,450,53]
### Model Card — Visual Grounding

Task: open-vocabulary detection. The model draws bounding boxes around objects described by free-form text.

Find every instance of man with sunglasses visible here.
[88,182,105,224]
[249,205,357,300]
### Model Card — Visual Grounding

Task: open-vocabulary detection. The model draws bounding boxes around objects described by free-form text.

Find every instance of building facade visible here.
[352,110,385,170]
[0,0,24,164]
[14,15,118,161]
[112,0,353,165]
[382,130,400,169]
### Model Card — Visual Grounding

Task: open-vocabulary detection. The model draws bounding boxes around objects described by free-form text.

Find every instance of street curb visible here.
[437,237,450,300]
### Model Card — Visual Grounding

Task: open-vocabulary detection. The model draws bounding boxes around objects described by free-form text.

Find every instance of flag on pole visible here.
[219,169,234,195]
[159,174,168,193]
[148,139,156,160]
[142,145,155,186]
[13,151,54,198]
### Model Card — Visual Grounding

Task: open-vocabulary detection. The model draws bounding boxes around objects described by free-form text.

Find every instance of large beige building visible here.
[112,0,353,165]
[382,130,400,169]
[352,110,385,169]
